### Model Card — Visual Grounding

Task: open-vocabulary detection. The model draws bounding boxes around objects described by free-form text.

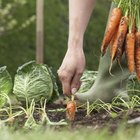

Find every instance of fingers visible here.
[58,69,83,97]
[58,70,73,97]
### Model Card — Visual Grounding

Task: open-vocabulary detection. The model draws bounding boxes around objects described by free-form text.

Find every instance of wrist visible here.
[68,33,84,49]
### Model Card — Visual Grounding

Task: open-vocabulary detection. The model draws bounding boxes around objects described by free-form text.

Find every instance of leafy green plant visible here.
[13,61,57,103]
[77,70,98,93]
[0,66,12,108]
[112,95,140,113]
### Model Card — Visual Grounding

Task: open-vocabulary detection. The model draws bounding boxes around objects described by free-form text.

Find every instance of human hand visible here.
[58,47,85,97]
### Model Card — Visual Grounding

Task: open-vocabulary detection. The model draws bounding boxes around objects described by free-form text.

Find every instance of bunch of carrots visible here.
[101,0,140,80]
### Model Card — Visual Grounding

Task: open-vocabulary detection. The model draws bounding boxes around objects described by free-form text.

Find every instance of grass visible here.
[0,125,140,140]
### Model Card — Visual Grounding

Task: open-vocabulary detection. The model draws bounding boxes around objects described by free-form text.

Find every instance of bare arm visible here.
[68,0,96,48]
[58,0,96,96]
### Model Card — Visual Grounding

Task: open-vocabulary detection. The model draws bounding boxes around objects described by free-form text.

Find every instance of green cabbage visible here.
[13,61,56,103]
[78,70,98,93]
[0,66,12,107]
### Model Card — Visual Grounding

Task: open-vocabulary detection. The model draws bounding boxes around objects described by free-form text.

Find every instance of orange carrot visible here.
[116,16,128,61]
[101,7,122,56]
[135,32,140,80]
[132,21,137,34]
[110,17,128,62]
[125,33,135,74]
[66,100,76,121]
[109,33,117,76]
[110,30,118,61]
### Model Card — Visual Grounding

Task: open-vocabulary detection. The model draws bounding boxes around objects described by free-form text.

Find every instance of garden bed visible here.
[46,102,140,131]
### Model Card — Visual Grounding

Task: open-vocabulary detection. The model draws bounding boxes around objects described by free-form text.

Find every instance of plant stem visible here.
[86,100,90,117]
[118,0,123,8]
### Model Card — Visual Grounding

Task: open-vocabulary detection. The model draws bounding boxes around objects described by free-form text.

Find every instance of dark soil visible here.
[46,103,140,132]
[0,101,140,132]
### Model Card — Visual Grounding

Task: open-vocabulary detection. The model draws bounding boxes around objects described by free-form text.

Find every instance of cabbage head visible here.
[13,61,55,103]
[0,66,12,108]
[77,70,98,93]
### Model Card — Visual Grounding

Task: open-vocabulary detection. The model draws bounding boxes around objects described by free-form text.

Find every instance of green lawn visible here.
[0,126,139,140]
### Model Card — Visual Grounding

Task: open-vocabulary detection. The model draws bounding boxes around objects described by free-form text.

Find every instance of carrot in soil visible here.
[125,33,135,74]
[135,32,140,80]
[101,7,122,56]
[116,16,128,62]
[66,96,76,121]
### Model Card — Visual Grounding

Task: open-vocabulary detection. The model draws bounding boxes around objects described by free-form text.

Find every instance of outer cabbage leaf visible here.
[13,61,54,103]
[0,66,12,107]
[77,70,98,93]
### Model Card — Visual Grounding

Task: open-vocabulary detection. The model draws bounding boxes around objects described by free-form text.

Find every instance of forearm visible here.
[68,0,96,48]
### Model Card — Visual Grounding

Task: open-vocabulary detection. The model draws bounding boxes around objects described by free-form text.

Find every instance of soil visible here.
[46,103,140,132]
[0,101,140,132]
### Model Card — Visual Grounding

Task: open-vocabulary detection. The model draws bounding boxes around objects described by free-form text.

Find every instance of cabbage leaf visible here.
[0,66,12,107]
[77,70,98,93]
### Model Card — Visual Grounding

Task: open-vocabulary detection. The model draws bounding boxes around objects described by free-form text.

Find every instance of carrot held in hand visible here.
[66,95,76,121]
[135,32,140,80]
[125,33,135,74]
[101,7,122,56]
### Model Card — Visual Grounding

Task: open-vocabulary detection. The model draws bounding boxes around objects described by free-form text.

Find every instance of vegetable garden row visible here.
[0,60,140,130]
[0,0,140,132]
